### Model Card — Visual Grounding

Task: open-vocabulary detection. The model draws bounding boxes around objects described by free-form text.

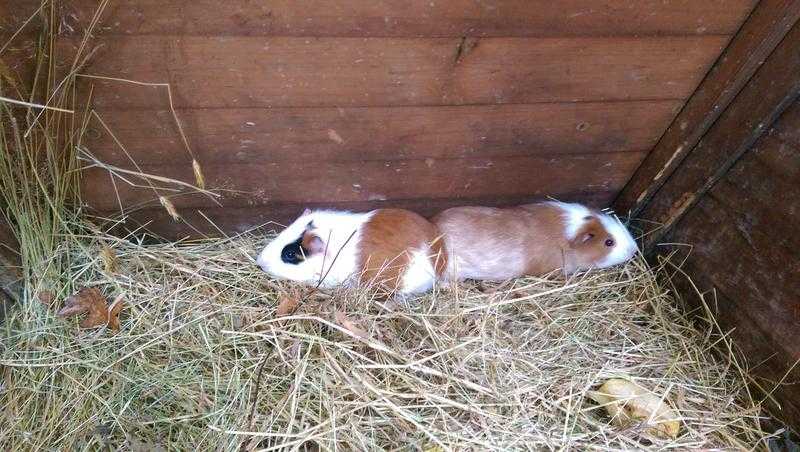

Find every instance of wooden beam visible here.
[614,0,800,216]
[80,151,646,212]
[5,0,756,38]
[87,101,679,166]
[634,20,800,253]
[71,35,727,110]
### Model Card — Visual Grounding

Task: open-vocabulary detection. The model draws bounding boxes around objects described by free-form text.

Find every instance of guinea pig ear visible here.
[301,230,326,255]
[571,217,602,246]
[301,208,312,216]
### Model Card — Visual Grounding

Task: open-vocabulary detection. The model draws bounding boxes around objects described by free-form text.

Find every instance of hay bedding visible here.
[0,229,767,451]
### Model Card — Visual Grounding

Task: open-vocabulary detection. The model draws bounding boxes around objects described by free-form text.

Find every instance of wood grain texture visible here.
[87,100,680,165]
[81,151,646,211]
[668,265,800,428]
[635,21,800,252]
[71,35,728,109]
[100,190,619,240]
[773,100,800,147]
[10,0,756,38]
[0,1,40,35]
[614,0,800,215]
[664,113,800,427]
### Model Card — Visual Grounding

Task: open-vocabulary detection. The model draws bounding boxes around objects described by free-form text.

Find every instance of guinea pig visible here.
[431,201,637,281]
[256,208,447,295]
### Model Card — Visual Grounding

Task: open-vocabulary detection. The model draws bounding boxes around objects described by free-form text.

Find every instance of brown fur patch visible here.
[568,216,616,269]
[517,203,575,275]
[300,230,324,255]
[429,234,448,277]
[434,203,615,280]
[357,209,446,291]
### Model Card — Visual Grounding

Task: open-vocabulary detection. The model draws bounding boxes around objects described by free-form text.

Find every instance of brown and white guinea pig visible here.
[431,201,638,281]
[256,208,447,295]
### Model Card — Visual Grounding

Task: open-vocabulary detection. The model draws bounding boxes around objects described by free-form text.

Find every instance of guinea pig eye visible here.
[605,239,615,247]
[280,244,305,264]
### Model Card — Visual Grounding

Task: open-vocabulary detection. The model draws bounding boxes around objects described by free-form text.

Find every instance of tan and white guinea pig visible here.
[431,201,638,281]
[256,208,447,295]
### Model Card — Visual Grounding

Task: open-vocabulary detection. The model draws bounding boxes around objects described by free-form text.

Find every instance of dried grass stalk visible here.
[192,159,206,190]
[159,196,182,221]
[0,230,773,450]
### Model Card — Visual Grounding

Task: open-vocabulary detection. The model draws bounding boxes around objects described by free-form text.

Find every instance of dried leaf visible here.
[589,378,680,439]
[58,287,124,330]
[159,196,181,221]
[57,296,90,317]
[335,311,368,339]
[100,242,117,273]
[192,159,206,189]
[275,291,299,317]
[38,291,55,306]
[326,128,344,144]
[108,295,126,331]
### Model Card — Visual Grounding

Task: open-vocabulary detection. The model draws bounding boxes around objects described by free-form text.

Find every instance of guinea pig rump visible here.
[356,209,444,294]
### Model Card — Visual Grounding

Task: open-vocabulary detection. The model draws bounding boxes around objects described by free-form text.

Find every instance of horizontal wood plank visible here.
[12,0,756,38]
[71,36,728,109]
[80,151,645,211]
[98,190,619,240]
[87,100,680,165]
[614,0,800,215]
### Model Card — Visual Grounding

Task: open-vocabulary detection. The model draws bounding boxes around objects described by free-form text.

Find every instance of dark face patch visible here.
[281,236,308,265]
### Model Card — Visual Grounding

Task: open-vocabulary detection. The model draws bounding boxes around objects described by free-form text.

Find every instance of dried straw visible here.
[0,227,773,450]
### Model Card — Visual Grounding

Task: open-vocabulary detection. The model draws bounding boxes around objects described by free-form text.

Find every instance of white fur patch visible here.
[596,214,638,268]
[445,231,527,281]
[547,201,592,240]
[400,247,437,294]
[256,210,373,287]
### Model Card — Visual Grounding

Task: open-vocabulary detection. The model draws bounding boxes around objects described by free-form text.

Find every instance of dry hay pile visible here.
[0,229,769,450]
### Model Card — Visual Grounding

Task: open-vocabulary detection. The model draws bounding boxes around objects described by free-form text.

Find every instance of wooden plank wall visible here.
[615,11,800,430]
[614,0,800,217]
[5,1,756,237]
[663,98,800,427]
